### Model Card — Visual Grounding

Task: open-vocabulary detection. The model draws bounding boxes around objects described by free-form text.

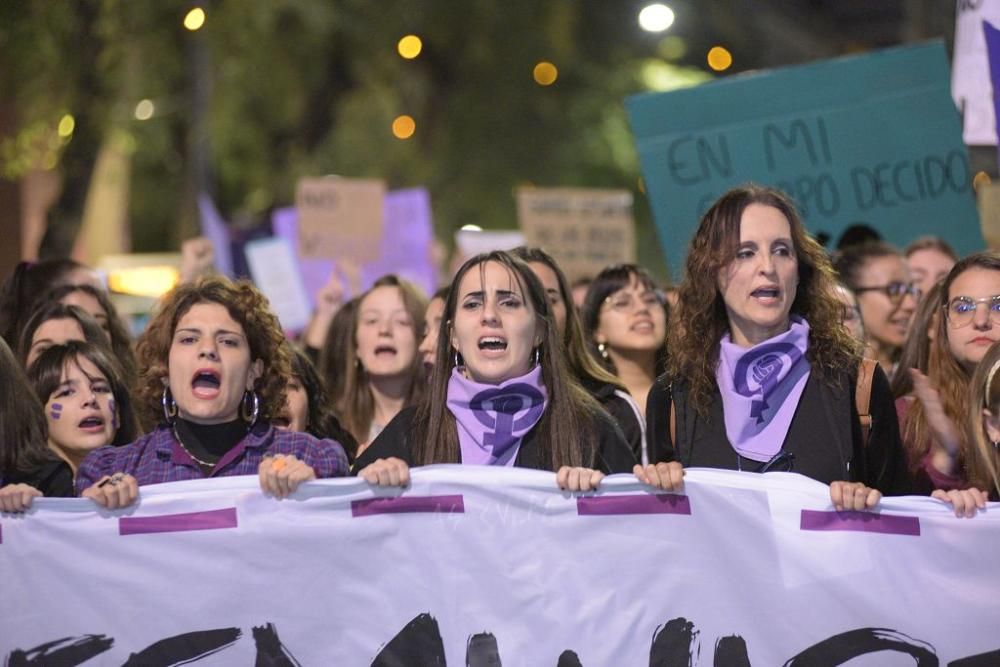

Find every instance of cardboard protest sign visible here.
[953,1,1000,145]
[516,187,636,283]
[627,42,981,280]
[295,177,386,289]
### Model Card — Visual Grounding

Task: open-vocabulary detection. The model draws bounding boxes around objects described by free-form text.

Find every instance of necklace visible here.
[171,425,220,468]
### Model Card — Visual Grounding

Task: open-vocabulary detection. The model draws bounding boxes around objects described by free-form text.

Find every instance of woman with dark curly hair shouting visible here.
[643,184,909,509]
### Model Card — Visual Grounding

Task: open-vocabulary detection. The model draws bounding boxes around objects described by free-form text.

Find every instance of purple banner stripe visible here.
[577,494,691,516]
[119,508,238,536]
[800,510,920,536]
[351,495,465,517]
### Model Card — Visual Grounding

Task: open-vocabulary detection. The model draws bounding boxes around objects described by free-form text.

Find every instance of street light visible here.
[639,4,675,33]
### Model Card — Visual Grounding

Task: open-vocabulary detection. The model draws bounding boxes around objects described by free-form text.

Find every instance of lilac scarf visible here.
[447,366,548,466]
[716,317,811,462]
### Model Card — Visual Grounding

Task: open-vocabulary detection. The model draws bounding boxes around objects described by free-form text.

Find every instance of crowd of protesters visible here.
[0,184,996,518]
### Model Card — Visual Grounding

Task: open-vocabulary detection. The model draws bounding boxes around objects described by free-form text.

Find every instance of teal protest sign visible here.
[627,41,981,280]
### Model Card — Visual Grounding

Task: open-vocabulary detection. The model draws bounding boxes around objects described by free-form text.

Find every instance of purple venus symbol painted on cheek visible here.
[50,403,63,421]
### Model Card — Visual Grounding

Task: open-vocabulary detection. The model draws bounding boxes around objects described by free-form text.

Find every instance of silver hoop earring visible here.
[453,349,463,368]
[597,342,609,361]
[240,390,260,427]
[993,440,999,451]
[161,385,178,424]
[532,347,541,367]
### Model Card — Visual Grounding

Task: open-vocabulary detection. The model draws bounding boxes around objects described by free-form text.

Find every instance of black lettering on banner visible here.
[714,635,752,666]
[370,613,447,666]
[122,628,242,666]
[649,616,698,666]
[466,632,502,666]
[667,134,732,185]
[300,189,338,209]
[11,615,1000,663]
[783,627,937,666]
[6,635,113,667]
[252,622,302,666]
[775,174,841,218]
[763,118,833,172]
[556,650,583,666]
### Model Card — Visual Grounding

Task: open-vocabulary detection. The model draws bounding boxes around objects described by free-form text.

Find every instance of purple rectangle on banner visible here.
[351,495,465,517]
[800,510,920,536]
[577,494,691,516]
[119,508,238,536]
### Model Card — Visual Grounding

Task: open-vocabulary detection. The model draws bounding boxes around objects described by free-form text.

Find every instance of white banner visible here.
[2,467,999,665]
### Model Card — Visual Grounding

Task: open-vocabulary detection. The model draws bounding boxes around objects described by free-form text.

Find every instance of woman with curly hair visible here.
[76,277,350,508]
[643,184,909,508]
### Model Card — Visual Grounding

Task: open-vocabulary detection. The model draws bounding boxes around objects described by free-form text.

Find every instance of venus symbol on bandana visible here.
[469,384,546,451]
[732,342,804,424]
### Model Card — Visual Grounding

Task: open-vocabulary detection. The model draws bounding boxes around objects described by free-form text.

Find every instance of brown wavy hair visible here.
[669,184,859,414]
[0,337,57,476]
[134,277,290,427]
[335,275,427,442]
[901,253,1000,477]
[967,339,1000,497]
[410,251,604,469]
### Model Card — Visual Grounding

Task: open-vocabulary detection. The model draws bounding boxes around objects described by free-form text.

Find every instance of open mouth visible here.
[631,319,654,333]
[191,369,221,399]
[478,336,508,351]
[272,415,291,429]
[78,415,106,430]
[751,287,780,299]
[374,345,398,357]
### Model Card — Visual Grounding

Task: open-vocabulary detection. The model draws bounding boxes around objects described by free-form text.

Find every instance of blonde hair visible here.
[967,341,1000,497]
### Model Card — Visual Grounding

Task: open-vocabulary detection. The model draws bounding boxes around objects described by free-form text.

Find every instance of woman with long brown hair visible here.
[644,184,908,507]
[354,251,635,491]
[513,247,647,464]
[897,253,1000,494]
[332,276,426,447]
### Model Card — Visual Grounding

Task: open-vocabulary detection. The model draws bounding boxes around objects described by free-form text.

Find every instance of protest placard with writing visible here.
[628,41,981,280]
[517,187,636,283]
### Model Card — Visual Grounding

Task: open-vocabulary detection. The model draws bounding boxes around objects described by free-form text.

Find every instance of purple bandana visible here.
[447,366,548,466]
[716,317,811,462]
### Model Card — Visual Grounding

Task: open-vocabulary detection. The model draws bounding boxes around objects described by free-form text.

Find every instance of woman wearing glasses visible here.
[581,264,668,419]
[897,253,1000,497]
[642,185,909,509]
[833,242,920,377]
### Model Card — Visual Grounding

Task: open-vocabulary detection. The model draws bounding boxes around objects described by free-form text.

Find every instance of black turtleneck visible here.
[173,418,250,476]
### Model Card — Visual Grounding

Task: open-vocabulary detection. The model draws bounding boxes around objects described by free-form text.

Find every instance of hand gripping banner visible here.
[2,467,999,665]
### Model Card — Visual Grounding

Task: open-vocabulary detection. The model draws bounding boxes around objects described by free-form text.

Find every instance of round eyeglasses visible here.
[945,295,1000,328]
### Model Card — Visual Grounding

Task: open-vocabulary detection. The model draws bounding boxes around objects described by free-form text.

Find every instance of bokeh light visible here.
[533,62,558,86]
[57,114,75,138]
[638,4,675,32]
[134,99,155,121]
[707,46,733,71]
[183,7,206,31]
[392,115,416,139]
[398,35,423,59]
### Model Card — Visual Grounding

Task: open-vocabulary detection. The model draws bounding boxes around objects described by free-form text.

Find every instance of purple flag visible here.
[197,194,235,279]
[985,20,1000,170]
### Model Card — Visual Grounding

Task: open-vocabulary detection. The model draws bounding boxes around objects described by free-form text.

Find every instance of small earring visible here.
[453,349,464,368]
[161,385,178,424]
[240,390,260,427]
[993,440,999,451]
[532,347,541,367]
[597,342,609,361]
